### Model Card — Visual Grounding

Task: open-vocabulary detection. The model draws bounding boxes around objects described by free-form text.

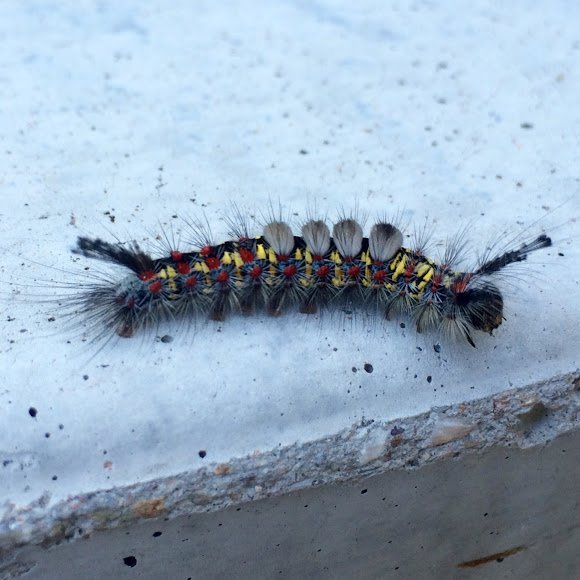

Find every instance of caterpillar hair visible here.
[62,213,553,348]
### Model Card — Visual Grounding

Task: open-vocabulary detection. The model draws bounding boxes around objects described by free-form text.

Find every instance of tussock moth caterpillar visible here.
[37,207,555,349]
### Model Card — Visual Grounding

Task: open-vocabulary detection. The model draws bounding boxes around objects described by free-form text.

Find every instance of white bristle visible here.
[301,220,331,257]
[369,223,403,262]
[263,221,295,256]
[332,219,363,258]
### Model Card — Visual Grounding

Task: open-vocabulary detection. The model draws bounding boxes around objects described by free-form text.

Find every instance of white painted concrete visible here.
[0,0,579,556]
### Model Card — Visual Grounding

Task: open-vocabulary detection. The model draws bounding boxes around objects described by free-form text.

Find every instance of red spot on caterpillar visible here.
[313,255,324,261]
[283,265,297,278]
[205,257,220,270]
[149,280,162,294]
[176,262,191,275]
[278,254,290,261]
[216,270,229,284]
[316,265,330,277]
[453,277,470,294]
[430,274,442,294]
[238,248,254,263]
[171,251,183,262]
[139,270,156,281]
[185,276,197,288]
[200,245,212,256]
[347,265,360,277]
[344,257,354,263]
[373,270,387,282]
[249,266,262,278]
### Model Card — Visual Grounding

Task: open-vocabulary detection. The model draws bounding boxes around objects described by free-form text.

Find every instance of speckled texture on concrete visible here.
[3,381,580,579]
[1,0,580,575]
[1,370,578,562]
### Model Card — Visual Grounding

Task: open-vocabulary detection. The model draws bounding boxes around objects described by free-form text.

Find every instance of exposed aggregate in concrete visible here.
[1,370,578,565]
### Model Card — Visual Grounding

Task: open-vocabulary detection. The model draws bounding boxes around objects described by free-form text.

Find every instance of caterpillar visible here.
[60,213,553,348]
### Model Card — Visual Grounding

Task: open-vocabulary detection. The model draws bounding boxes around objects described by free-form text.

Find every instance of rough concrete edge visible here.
[1,370,579,563]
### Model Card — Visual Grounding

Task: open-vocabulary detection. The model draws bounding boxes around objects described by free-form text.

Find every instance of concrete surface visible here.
[0,0,579,577]
[3,382,580,579]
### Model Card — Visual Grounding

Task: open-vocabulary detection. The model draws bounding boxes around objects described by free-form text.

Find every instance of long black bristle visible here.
[73,237,155,275]
[475,234,552,276]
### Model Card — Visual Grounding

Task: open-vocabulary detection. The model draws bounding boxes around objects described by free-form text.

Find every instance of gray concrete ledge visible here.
[2,370,579,578]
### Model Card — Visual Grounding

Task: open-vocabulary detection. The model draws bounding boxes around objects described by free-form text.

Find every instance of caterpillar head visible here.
[454,283,504,333]
[445,281,504,346]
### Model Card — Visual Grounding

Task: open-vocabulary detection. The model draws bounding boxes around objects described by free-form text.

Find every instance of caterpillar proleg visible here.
[58,213,553,348]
